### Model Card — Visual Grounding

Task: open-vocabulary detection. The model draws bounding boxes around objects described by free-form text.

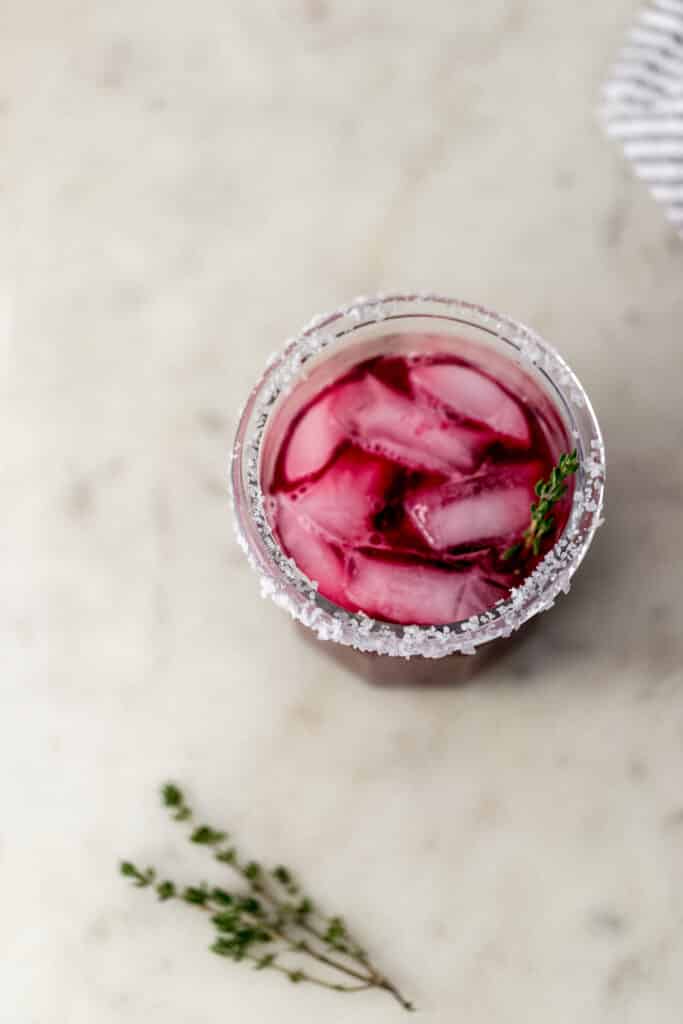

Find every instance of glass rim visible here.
[230,293,606,658]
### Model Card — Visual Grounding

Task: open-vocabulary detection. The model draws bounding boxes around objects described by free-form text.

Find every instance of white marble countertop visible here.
[3,1,683,1021]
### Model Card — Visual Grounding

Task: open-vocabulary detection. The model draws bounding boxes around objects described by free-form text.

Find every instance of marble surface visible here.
[3,1,683,1021]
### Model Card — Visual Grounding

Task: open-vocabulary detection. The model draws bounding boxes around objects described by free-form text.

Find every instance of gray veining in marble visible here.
[2,1,683,1022]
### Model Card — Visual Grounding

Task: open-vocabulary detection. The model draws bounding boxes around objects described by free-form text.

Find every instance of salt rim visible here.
[230,293,606,659]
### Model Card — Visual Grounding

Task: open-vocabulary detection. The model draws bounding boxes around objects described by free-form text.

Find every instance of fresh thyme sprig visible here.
[120,783,414,1011]
[503,449,579,561]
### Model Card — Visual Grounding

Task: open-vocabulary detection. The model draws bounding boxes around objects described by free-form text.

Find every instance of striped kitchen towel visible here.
[602,0,683,235]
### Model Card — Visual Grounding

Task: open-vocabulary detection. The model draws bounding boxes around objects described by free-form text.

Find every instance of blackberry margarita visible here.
[231,297,604,657]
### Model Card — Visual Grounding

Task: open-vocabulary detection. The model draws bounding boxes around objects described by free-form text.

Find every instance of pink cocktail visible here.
[263,347,571,626]
[232,296,604,658]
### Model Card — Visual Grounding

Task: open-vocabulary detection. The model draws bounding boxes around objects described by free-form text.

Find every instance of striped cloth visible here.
[602,0,683,235]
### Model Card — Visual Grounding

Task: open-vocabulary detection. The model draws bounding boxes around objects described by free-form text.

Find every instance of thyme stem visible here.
[120,783,414,1011]
[503,449,579,561]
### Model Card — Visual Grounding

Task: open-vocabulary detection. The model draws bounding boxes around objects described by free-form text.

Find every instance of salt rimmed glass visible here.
[230,294,605,658]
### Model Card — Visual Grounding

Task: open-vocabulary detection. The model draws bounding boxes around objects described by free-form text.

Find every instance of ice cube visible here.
[331,374,483,473]
[406,461,543,550]
[274,498,345,599]
[284,393,346,482]
[283,449,393,546]
[344,553,509,625]
[449,572,510,622]
[411,363,530,445]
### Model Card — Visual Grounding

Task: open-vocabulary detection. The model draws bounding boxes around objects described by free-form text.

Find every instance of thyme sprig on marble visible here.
[503,449,579,562]
[120,783,413,1011]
